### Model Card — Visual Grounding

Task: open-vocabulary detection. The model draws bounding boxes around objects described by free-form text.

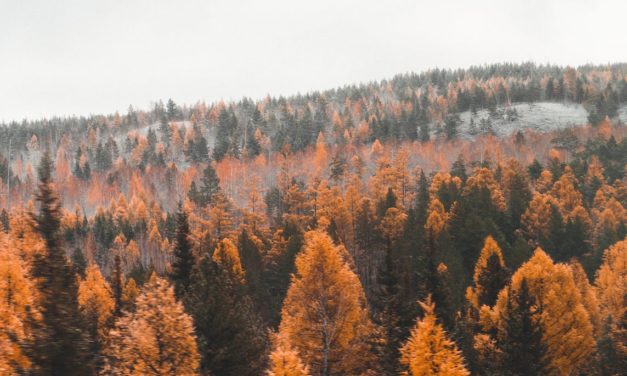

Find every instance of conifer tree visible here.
[200,163,221,206]
[497,279,548,376]
[185,256,268,376]
[102,273,200,375]
[483,248,595,375]
[0,232,36,374]
[400,296,470,376]
[466,236,509,311]
[276,230,376,375]
[266,344,311,376]
[26,151,93,375]
[111,254,124,317]
[171,203,195,297]
[77,264,114,366]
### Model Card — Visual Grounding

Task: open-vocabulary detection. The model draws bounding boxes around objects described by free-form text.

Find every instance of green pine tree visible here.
[26,151,93,375]
[171,203,195,297]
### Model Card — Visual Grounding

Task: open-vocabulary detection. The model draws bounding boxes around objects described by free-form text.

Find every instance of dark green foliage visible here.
[213,108,240,161]
[189,163,221,207]
[444,113,460,140]
[159,114,171,146]
[497,279,548,376]
[451,154,468,182]
[505,170,532,233]
[171,203,195,297]
[111,254,124,317]
[527,159,543,181]
[26,152,93,375]
[374,247,414,375]
[71,247,87,278]
[476,253,510,308]
[186,129,210,163]
[73,147,91,180]
[94,142,112,171]
[186,257,268,376]
[262,216,304,326]
[237,228,272,321]
[166,98,181,121]
[597,313,627,376]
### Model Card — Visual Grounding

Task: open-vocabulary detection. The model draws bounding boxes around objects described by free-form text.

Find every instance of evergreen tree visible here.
[451,155,468,182]
[418,109,430,143]
[200,163,221,206]
[111,254,124,316]
[166,98,180,121]
[185,256,268,376]
[497,279,547,376]
[171,203,195,297]
[466,236,509,311]
[159,114,171,146]
[26,151,93,375]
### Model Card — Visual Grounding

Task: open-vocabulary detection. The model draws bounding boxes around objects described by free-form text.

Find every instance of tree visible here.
[26,151,93,375]
[102,273,200,375]
[185,256,268,375]
[199,163,221,206]
[594,239,627,374]
[266,344,311,376]
[276,230,376,375]
[77,264,114,364]
[595,239,627,323]
[482,249,595,375]
[466,236,509,312]
[496,278,548,376]
[171,203,194,297]
[212,238,246,285]
[111,255,124,316]
[399,296,470,376]
[0,232,37,374]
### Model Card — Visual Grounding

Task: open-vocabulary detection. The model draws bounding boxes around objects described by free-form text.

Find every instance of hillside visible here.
[0,62,626,376]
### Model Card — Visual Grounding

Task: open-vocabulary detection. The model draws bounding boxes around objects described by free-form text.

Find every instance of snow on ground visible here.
[454,102,627,139]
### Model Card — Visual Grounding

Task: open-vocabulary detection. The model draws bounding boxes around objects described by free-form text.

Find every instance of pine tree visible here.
[276,230,376,375]
[497,279,547,376]
[102,273,200,375]
[171,203,195,297]
[484,248,595,375]
[399,296,470,376]
[185,257,268,376]
[466,236,509,311]
[111,254,124,316]
[200,163,221,206]
[26,151,93,375]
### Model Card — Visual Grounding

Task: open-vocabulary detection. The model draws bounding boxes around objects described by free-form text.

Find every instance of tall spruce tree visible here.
[171,203,195,297]
[498,279,547,376]
[26,151,93,375]
[185,256,268,376]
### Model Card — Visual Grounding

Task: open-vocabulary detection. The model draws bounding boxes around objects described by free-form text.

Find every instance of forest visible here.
[0,63,626,375]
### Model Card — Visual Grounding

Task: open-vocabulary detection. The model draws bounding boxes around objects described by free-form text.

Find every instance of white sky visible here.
[1,0,625,122]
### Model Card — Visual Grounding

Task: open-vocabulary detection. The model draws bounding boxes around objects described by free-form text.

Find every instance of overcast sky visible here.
[1,0,625,122]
